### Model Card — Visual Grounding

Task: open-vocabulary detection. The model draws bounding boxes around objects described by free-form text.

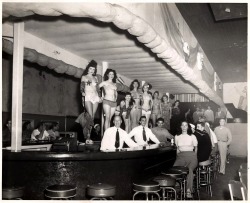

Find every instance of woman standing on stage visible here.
[141,82,153,127]
[116,92,135,133]
[80,60,101,120]
[99,69,118,131]
[151,91,162,127]
[161,95,172,130]
[171,100,181,135]
[130,79,142,129]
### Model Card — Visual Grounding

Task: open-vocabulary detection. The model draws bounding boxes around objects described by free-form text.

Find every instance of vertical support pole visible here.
[101,61,108,136]
[11,22,24,152]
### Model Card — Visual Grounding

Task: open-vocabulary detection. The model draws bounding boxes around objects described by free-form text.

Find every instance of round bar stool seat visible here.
[2,186,24,200]
[162,168,186,200]
[86,183,116,200]
[153,175,176,187]
[44,184,77,199]
[162,169,183,179]
[133,180,160,200]
[153,175,177,200]
[171,166,189,175]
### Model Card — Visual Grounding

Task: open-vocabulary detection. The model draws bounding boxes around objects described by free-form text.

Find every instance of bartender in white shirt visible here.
[100,115,139,151]
[128,116,160,146]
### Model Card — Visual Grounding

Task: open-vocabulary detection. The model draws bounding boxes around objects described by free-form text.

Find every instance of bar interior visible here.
[2,2,248,201]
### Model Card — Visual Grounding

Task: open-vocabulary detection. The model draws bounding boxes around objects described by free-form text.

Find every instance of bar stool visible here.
[2,186,24,200]
[197,160,213,197]
[161,168,185,200]
[44,184,77,199]
[133,180,161,200]
[172,166,190,199]
[153,175,177,200]
[86,183,116,200]
[193,169,200,200]
[210,154,219,181]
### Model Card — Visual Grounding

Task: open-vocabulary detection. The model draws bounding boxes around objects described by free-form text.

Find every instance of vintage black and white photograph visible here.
[1,1,248,201]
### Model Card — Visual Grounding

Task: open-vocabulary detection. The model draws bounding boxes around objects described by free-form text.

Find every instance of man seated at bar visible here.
[31,122,50,141]
[128,116,160,146]
[100,115,139,151]
[151,118,174,144]
[47,122,60,141]
[194,122,212,164]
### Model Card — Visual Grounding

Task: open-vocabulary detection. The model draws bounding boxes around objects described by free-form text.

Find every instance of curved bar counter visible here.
[3,146,176,200]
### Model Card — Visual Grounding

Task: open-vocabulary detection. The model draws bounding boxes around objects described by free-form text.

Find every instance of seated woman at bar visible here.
[151,91,162,127]
[174,121,198,198]
[47,122,60,141]
[99,69,118,131]
[80,60,101,120]
[115,92,134,133]
[141,82,153,127]
[130,79,142,129]
[31,122,50,141]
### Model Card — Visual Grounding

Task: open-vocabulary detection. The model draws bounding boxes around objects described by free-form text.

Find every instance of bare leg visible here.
[110,107,116,123]
[92,102,99,119]
[151,113,156,127]
[85,101,93,119]
[122,115,129,133]
[130,109,138,129]
[142,112,151,127]
[103,104,111,131]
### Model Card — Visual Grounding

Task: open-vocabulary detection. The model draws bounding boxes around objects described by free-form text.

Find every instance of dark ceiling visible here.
[176,3,247,83]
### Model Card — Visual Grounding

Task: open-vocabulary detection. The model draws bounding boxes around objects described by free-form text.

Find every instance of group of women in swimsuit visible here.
[80,60,174,133]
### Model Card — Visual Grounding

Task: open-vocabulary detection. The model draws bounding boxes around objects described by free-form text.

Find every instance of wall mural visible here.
[223,82,247,112]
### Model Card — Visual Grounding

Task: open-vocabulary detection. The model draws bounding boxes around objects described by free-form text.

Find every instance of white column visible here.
[101,61,108,136]
[11,22,24,152]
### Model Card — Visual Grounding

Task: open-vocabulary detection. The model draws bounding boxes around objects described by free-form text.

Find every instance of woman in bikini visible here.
[151,91,162,127]
[141,82,153,127]
[171,100,181,135]
[80,60,101,120]
[130,79,142,129]
[161,95,172,130]
[99,69,118,131]
[115,92,135,133]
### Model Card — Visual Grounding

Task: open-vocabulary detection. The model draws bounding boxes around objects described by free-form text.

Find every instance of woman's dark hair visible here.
[161,95,169,102]
[176,121,192,136]
[173,100,180,107]
[130,79,140,91]
[104,69,117,83]
[124,92,135,107]
[153,91,159,99]
[82,60,97,76]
